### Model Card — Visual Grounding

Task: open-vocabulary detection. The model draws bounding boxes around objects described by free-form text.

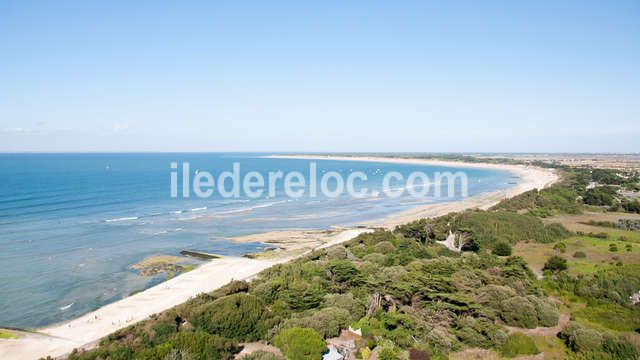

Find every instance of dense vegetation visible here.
[492,166,640,217]
[60,160,640,360]
[66,220,569,360]
[583,186,618,206]
[396,210,571,253]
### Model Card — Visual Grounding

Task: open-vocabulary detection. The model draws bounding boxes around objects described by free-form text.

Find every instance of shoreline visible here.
[267,155,557,228]
[0,156,557,359]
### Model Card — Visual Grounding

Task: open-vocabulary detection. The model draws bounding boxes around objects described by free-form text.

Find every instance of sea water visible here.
[0,153,514,328]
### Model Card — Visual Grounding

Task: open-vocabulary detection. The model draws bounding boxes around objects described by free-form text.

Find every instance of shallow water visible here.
[0,153,514,328]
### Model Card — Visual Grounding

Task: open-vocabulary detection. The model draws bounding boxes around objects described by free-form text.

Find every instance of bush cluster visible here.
[499,296,558,328]
[189,293,268,341]
[559,322,639,359]
[272,327,326,360]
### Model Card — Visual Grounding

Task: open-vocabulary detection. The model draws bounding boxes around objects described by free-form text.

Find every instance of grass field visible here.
[544,212,640,243]
[513,235,639,275]
[531,335,567,360]
[514,212,640,337]
[572,303,640,333]
[514,212,640,276]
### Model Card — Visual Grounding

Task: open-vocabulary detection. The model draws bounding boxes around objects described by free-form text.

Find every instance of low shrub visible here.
[553,242,567,253]
[136,331,237,360]
[273,327,326,360]
[492,242,512,256]
[587,232,609,239]
[560,322,603,353]
[543,256,567,272]
[363,253,386,265]
[580,220,616,228]
[475,285,517,311]
[322,293,365,319]
[282,281,325,310]
[455,316,507,348]
[374,241,396,253]
[377,341,401,360]
[527,296,559,327]
[242,351,286,360]
[326,245,348,260]
[500,296,539,328]
[68,346,135,360]
[189,293,267,341]
[557,322,638,358]
[394,218,433,243]
[281,307,351,338]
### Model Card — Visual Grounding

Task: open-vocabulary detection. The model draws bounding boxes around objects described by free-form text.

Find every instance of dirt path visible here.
[235,342,283,359]
[504,313,570,337]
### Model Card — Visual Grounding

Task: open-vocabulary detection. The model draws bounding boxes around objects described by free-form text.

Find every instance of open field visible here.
[513,235,640,276]
[513,212,640,276]
[572,303,640,333]
[530,335,566,360]
[544,212,640,241]
[513,211,640,338]
[477,153,640,171]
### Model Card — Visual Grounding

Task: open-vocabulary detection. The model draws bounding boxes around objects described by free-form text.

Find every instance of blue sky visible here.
[1,1,638,152]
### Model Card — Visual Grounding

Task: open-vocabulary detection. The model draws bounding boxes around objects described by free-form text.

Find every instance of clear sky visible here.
[1,1,638,153]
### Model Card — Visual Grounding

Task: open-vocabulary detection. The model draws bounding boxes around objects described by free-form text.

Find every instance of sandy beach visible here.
[268,155,558,228]
[0,156,557,360]
[0,257,279,359]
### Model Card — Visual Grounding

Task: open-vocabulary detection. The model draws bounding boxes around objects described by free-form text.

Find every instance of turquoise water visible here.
[0,153,514,328]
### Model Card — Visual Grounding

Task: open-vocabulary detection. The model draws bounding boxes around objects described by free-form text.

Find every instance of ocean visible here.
[0,153,514,328]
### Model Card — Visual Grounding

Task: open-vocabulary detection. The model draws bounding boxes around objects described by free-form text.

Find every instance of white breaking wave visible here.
[59,303,74,311]
[105,216,139,223]
[215,200,287,216]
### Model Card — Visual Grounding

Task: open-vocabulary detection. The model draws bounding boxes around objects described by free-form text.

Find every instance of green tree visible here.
[583,186,617,206]
[189,293,267,341]
[622,199,640,213]
[282,281,325,310]
[273,327,326,360]
[394,218,433,243]
[553,242,566,253]
[281,307,351,338]
[500,296,539,328]
[327,260,360,284]
[573,251,586,258]
[543,255,567,272]
[559,322,603,352]
[492,242,512,256]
